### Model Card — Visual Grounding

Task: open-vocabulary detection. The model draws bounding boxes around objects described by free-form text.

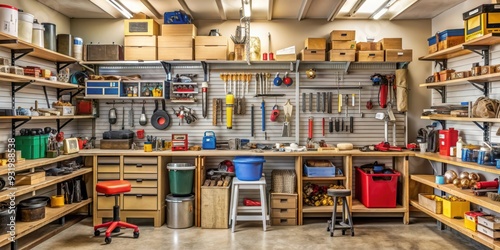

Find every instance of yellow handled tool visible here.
[226,93,234,129]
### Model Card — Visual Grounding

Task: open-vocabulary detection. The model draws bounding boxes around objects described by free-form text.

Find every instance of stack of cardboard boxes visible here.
[159,24,197,60]
[329,30,356,62]
[123,17,159,61]
[379,38,412,62]
[195,36,228,60]
[301,38,326,61]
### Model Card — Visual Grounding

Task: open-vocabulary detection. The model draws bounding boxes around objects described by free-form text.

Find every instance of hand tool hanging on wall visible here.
[232,73,237,95]
[139,100,147,126]
[246,73,251,94]
[379,76,388,108]
[283,72,293,87]
[151,99,171,130]
[308,117,313,140]
[335,118,339,132]
[329,118,333,133]
[255,72,259,95]
[322,92,326,113]
[316,92,320,112]
[322,118,325,136]
[270,104,280,122]
[234,74,239,115]
[226,93,234,129]
[202,81,208,118]
[309,93,313,112]
[341,118,344,131]
[327,92,332,114]
[302,92,306,112]
[282,100,292,137]
[274,73,283,86]
[213,98,222,126]
[128,101,134,128]
[220,73,227,94]
[109,102,117,125]
[261,99,266,132]
[266,73,271,94]
[121,106,125,130]
[251,105,254,137]
[350,116,354,133]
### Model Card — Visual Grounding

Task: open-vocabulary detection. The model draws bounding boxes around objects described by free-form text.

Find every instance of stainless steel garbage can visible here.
[166,194,194,228]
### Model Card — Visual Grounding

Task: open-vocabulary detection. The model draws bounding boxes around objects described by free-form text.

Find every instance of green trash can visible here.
[167,163,196,196]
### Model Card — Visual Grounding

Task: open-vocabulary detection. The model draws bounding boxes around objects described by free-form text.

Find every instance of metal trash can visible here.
[166,194,194,229]
[167,163,196,196]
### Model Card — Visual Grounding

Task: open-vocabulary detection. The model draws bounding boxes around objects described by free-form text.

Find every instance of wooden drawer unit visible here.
[97,165,119,173]
[271,208,297,218]
[126,178,157,188]
[124,173,157,180]
[356,51,384,62]
[271,218,297,226]
[97,173,120,180]
[124,164,157,174]
[97,195,119,210]
[123,195,158,210]
[129,187,158,195]
[123,157,157,165]
[271,193,297,209]
[97,156,120,164]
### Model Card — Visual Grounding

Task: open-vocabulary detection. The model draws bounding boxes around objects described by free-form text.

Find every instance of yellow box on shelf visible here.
[436,196,470,219]
[463,4,500,41]
[465,211,485,232]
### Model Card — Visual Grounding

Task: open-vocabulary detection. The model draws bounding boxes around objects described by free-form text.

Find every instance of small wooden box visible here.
[356,42,380,51]
[100,139,133,149]
[438,36,464,50]
[418,194,442,214]
[271,208,296,218]
[451,71,472,79]
[305,38,326,50]
[356,51,384,62]
[330,30,355,41]
[195,46,227,60]
[124,36,157,47]
[377,38,402,50]
[465,211,485,232]
[300,49,325,61]
[161,24,197,36]
[201,183,231,229]
[439,69,455,82]
[195,36,227,46]
[481,65,496,75]
[15,171,45,185]
[331,40,356,50]
[329,50,355,62]
[157,36,193,48]
[271,218,297,226]
[124,47,157,60]
[158,47,193,60]
[275,54,297,61]
[385,49,412,62]
[478,224,500,239]
[478,215,500,230]
[124,19,159,36]
[271,193,297,209]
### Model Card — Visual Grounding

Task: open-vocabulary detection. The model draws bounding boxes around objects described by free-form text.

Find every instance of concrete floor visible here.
[33,217,487,250]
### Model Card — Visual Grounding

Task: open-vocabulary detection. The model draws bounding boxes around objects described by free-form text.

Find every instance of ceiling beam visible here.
[327,0,347,21]
[389,0,419,20]
[297,0,312,21]
[215,0,227,20]
[177,0,194,20]
[348,0,366,17]
[268,0,274,21]
[140,0,162,19]
[89,0,121,18]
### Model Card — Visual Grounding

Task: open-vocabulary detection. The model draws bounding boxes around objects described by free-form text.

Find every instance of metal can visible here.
[461,148,470,161]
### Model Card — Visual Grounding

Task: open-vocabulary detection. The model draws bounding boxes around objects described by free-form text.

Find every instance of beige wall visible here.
[71,19,124,45]
[432,0,489,33]
[6,0,70,34]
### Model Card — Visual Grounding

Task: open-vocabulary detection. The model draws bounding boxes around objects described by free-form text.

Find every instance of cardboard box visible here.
[439,69,455,82]
[331,40,356,50]
[464,4,500,41]
[356,51,384,62]
[385,49,413,62]
[195,46,227,60]
[356,42,380,51]
[305,38,326,50]
[418,194,442,214]
[465,211,485,232]
[275,54,297,61]
[195,36,227,46]
[157,36,193,48]
[377,38,402,50]
[478,215,500,230]
[158,47,193,60]
[478,224,500,239]
[124,36,157,47]
[15,171,46,185]
[330,30,355,41]
[329,50,355,62]
[301,49,325,61]
[124,19,159,36]
[124,47,157,60]
[53,106,75,116]
[161,24,197,36]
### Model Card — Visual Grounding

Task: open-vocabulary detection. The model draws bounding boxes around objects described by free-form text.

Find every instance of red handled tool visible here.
[322,118,325,136]
[379,83,388,108]
[308,117,313,140]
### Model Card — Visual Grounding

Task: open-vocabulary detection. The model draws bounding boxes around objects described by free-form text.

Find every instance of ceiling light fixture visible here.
[372,7,388,19]
[107,0,132,19]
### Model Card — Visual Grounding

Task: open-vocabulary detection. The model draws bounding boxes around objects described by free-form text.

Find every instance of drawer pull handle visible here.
[340,53,346,55]
[280,199,287,203]
[368,53,375,57]
[136,164,143,168]
[136,179,143,182]
[281,209,287,213]
[136,194,143,198]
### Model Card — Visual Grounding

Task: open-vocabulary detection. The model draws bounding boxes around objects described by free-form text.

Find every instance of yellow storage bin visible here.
[465,211,485,232]
[436,196,470,219]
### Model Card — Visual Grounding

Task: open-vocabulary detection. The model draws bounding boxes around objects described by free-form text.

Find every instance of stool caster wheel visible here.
[326,220,331,231]
[351,231,355,236]
[133,231,140,238]
[342,230,346,235]
[94,230,100,236]
[330,232,333,237]
[105,237,112,244]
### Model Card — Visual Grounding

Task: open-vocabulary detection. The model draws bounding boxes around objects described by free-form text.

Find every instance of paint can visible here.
[42,22,56,51]
[0,4,18,37]
[72,37,83,61]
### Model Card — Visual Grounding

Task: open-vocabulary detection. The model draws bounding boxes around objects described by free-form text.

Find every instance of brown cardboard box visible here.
[157,36,193,48]
[377,38,402,50]
[330,30,355,41]
[331,40,356,50]
[329,50,355,62]
[356,51,384,62]
[15,171,45,185]
[195,36,227,46]
[158,47,193,60]
[195,46,227,60]
[356,42,380,51]
[124,47,157,60]
[275,54,297,61]
[438,36,465,50]
[124,36,157,47]
[301,49,325,61]
[161,24,197,36]
[124,19,159,36]
[385,49,412,62]
[305,38,326,50]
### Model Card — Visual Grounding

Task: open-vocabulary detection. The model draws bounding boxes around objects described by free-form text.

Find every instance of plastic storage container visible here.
[18,12,34,43]
[15,135,48,159]
[233,156,266,181]
[166,194,194,228]
[439,128,458,156]
[303,160,336,177]
[355,167,400,208]
[167,163,195,196]
[0,4,18,37]
[32,20,44,47]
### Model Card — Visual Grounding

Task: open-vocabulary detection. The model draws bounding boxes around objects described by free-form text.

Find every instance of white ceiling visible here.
[36,0,466,21]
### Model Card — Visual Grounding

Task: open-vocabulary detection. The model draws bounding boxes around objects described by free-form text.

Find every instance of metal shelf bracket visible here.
[57,62,73,74]
[434,60,447,71]
[469,82,489,96]
[473,121,490,142]
[11,49,34,65]
[463,45,490,60]
[57,119,75,132]
[201,61,209,81]
[427,86,446,103]
[160,61,172,81]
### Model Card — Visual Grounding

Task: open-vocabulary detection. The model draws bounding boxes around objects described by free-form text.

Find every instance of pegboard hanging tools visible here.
[220,73,228,94]
[202,82,208,118]
[226,93,234,129]
[282,100,293,137]
[212,98,222,126]
[261,99,266,132]
[270,104,280,122]
[308,117,313,140]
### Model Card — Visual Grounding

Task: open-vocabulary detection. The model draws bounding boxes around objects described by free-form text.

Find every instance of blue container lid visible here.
[233,156,266,163]
[438,29,464,40]
[427,36,436,45]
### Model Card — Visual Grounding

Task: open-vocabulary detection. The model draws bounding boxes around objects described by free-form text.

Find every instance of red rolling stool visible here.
[93,180,139,244]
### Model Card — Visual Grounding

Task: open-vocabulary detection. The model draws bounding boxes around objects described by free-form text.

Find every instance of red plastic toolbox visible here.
[355,167,400,208]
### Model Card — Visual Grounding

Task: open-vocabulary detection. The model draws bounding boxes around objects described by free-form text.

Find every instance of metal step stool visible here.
[229,176,269,232]
[327,188,354,237]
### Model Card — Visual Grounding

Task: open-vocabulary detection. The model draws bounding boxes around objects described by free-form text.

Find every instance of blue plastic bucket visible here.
[233,156,266,181]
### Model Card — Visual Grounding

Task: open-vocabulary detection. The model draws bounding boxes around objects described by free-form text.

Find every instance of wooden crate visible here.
[356,42,380,51]
[124,36,157,47]
[195,36,227,46]
[305,38,326,50]
[15,171,45,185]
[300,49,325,61]
[356,51,384,62]
[100,139,132,149]
[161,24,197,36]
[331,40,356,50]
[158,47,193,60]
[418,193,442,214]
[124,19,159,36]
[271,218,297,226]
[157,36,193,48]
[329,50,355,62]
[271,193,297,209]
[385,49,412,62]
[330,30,355,41]
[377,38,402,50]
[438,36,464,50]
[124,47,157,61]
[195,46,227,60]
[275,54,296,61]
[201,181,231,229]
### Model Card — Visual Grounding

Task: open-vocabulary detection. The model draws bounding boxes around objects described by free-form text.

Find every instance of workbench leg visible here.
[403,156,409,225]
[295,156,303,225]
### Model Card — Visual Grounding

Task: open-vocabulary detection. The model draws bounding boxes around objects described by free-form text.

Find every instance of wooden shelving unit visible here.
[410,200,500,249]
[419,72,500,88]
[420,115,500,123]
[411,175,500,213]
[0,154,81,175]
[0,73,80,89]
[351,199,406,213]
[419,33,500,61]
[416,153,500,175]
[302,176,346,181]
[0,115,95,121]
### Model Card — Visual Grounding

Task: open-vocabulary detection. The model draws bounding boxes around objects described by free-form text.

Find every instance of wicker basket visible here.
[272,169,296,194]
